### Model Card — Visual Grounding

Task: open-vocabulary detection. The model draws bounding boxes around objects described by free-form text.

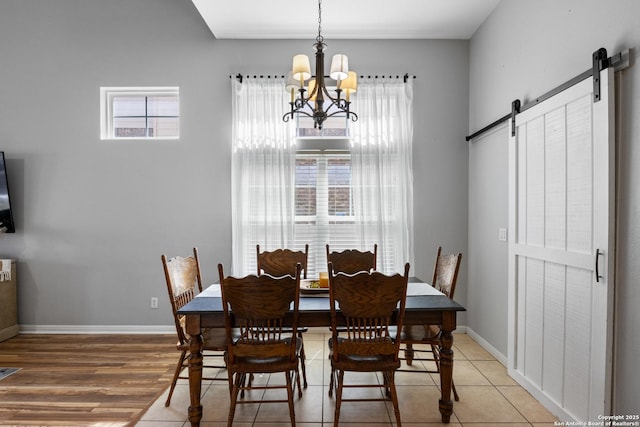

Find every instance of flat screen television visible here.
[0,151,16,233]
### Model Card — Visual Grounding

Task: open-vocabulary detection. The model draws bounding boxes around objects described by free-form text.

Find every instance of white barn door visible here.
[507,68,615,421]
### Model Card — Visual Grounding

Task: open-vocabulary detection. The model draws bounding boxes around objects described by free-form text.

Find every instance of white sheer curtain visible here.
[231,77,296,275]
[350,78,414,274]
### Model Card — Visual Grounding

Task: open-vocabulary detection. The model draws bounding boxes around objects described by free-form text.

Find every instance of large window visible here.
[100,87,179,140]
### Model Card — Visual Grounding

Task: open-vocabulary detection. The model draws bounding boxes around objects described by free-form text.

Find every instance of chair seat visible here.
[229,355,298,373]
[176,327,229,352]
[332,353,400,372]
[283,326,308,333]
[328,330,389,349]
[399,324,441,343]
[330,336,400,371]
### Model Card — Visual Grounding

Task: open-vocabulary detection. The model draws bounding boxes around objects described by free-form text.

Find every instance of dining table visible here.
[178,277,466,426]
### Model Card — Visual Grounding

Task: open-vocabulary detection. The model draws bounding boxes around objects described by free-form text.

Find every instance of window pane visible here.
[113,96,145,116]
[296,158,317,184]
[113,117,147,137]
[328,187,352,216]
[296,187,316,216]
[328,158,352,216]
[148,117,179,137]
[295,158,317,216]
[328,158,351,185]
[147,96,179,116]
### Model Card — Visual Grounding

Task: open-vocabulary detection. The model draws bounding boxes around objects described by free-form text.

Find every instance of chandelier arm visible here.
[335,99,348,109]
[322,95,352,112]
[322,98,345,113]
[283,108,315,122]
[289,89,316,114]
[324,108,357,121]
[293,95,309,110]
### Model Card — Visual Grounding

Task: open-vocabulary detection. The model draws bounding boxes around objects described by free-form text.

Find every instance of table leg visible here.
[438,312,456,423]
[186,316,203,426]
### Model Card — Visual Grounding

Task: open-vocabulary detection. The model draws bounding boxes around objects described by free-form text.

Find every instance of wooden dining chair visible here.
[256,244,308,387]
[399,246,462,401]
[161,248,228,407]
[325,244,379,339]
[218,263,303,426]
[326,244,377,274]
[327,262,410,427]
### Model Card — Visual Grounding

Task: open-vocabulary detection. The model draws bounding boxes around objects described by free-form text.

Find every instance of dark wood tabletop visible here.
[178,277,466,327]
[179,292,465,326]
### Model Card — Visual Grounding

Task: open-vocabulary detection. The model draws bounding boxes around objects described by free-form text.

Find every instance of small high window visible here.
[100,87,179,140]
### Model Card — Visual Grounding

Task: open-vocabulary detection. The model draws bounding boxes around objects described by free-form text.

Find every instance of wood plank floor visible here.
[0,334,177,426]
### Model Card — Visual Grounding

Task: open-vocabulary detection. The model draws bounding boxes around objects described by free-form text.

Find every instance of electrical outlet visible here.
[151,297,158,309]
[498,227,508,242]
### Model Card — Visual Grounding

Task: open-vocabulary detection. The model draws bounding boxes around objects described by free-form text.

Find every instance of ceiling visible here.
[191,0,501,40]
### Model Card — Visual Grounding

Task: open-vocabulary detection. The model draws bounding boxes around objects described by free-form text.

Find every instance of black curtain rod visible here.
[230,74,286,83]
[465,48,627,142]
[231,73,416,83]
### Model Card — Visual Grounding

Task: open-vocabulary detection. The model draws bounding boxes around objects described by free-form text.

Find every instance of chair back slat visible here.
[431,246,462,299]
[326,244,377,274]
[257,245,308,279]
[174,288,196,311]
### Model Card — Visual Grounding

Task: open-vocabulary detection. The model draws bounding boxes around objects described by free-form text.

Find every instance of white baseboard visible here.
[464,328,573,421]
[508,368,576,421]
[465,326,508,366]
[19,324,175,334]
[18,324,469,336]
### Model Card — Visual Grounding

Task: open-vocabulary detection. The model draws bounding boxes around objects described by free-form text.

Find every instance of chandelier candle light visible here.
[283,0,358,130]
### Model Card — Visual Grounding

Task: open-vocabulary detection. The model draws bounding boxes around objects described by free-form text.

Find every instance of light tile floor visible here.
[138,331,559,426]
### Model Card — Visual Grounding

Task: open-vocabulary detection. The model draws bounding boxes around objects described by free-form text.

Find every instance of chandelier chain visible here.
[316,0,323,43]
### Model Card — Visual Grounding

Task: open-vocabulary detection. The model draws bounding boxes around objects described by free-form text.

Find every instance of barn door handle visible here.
[595,249,603,283]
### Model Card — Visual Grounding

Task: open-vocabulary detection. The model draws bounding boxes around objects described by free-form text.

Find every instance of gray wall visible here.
[0,1,469,328]
[468,0,640,415]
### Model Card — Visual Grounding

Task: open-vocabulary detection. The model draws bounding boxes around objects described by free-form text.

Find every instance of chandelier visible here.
[283,0,358,130]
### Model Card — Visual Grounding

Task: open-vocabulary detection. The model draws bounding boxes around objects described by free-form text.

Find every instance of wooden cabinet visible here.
[0,260,18,342]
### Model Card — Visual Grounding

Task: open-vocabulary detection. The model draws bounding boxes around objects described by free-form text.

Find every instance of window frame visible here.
[100,86,180,140]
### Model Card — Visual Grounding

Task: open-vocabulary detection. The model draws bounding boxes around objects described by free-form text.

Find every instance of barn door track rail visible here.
[466,47,630,142]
